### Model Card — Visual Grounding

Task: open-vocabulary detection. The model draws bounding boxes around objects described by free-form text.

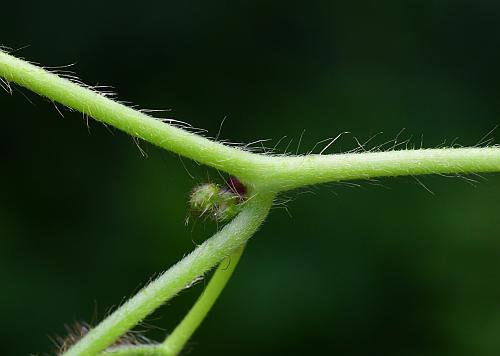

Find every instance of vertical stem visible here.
[162,245,245,355]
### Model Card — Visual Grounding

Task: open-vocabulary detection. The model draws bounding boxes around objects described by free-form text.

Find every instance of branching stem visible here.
[2,50,500,356]
[99,247,245,356]
[63,193,274,356]
[161,245,245,355]
[1,51,499,192]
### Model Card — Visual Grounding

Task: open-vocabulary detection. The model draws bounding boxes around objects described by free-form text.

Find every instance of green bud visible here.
[188,183,243,222]
[189,183,220,214]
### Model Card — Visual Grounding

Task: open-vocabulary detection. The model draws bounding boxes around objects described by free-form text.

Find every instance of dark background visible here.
[2,1,500,355]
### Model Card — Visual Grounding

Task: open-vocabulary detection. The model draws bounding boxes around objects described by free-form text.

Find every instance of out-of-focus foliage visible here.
[2,1,500,355]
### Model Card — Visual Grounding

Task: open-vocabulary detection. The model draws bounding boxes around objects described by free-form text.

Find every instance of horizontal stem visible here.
[1,51,500,192]
[63,192,275,356]
[254,147,500,191]
[162,246,245,356]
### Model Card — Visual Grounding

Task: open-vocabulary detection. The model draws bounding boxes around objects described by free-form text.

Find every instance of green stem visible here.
[101,345,162,356]
[3,50,500,356]
[2,51,499,192]
[162,245,245,356]
[0,50,260,180]
[63,193,275,356]
[99,247,245,356]
[257,147,500,191]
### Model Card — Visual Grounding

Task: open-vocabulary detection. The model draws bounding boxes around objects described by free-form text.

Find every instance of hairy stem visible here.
[258,147,500,191]
[162,245,245,355]
[3,50,500,356]
[63,193,275,356]
[0,51,260,178]
[101,345,162,356]
[100,247,245,356]
[2,51,499,192]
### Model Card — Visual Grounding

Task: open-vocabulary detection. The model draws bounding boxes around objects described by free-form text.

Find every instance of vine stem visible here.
[100,246,245,356]
[3,50,500,356]
[63,193,274,356]
[1,51,500,192]
[161,245,245,355]
[101,345,160,356]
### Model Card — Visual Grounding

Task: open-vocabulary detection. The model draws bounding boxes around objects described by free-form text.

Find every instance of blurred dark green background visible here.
[2,1,500,355]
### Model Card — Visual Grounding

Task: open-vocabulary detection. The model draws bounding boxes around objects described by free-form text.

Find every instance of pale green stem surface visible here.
[162,245,245,356]
[63,193,274,356]
[1,51,500,192]
[102,345,162,356]
[261,147,500,191]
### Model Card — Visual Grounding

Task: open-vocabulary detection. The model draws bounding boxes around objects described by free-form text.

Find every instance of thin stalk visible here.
[100,246,245,356]
[162,245,245,356]
[63,193,275,356]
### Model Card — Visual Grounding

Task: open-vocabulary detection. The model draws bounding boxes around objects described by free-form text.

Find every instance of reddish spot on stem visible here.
[226,176,247,198]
